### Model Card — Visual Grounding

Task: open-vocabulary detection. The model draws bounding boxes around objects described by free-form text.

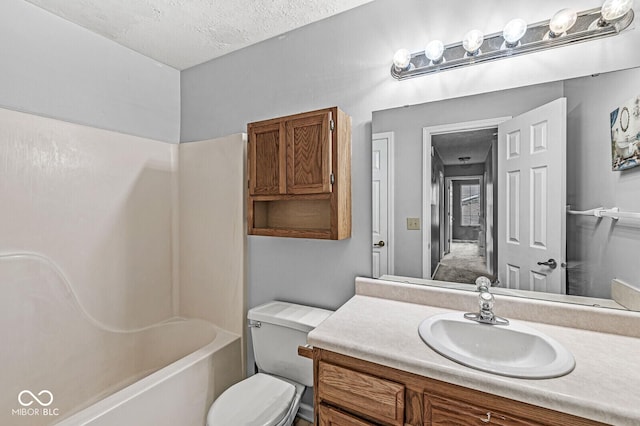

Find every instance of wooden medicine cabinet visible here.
[247,107,351,239]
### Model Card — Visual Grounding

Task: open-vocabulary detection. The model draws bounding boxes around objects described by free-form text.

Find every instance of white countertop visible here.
[308,285,640,425]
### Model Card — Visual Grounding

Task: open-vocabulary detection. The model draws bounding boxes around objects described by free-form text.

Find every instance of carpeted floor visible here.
[432,241,495,284]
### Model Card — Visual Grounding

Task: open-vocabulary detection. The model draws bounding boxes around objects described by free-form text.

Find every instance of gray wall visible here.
[0,0,180,143]
[373,82,564,277]
[565,69,640,298]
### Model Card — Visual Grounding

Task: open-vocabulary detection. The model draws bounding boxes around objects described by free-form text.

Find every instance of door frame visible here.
[422,117,510,279]
[372,131,395,276]
[439,170,446,259]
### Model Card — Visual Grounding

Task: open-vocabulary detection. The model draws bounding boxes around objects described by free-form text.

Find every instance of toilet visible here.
[207,301,333,426]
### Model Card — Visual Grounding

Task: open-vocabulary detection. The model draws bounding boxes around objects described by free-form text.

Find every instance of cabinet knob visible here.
[481,412,491,423]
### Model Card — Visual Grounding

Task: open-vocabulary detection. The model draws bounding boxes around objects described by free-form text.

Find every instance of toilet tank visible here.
[248,301,333,387]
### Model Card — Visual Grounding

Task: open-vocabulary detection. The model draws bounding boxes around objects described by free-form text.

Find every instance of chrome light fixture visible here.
[545,8,578,39]
[391,0,635,80]
[392,48,412,72]
[502,18,528,48]
[425,40,445,64]
[462,30,484,56]
[594,0,634,26]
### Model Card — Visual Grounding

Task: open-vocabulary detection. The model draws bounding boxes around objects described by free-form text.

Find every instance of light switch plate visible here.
[407,217,420,230]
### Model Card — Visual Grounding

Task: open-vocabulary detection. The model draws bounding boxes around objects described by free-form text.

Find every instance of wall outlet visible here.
[407,217,420,230]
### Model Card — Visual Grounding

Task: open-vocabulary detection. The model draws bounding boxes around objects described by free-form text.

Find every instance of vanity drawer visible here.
[319,404,377,426]
[424,392,541,426]
[317,361,405,425]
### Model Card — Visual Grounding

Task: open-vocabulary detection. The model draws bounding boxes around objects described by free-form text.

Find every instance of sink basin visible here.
[418,312,575,379]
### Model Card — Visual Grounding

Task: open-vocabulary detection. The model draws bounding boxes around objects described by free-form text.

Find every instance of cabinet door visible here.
[319,404,376,426]
[425,393,542,426]
[285,110,333,194]
[248,121,286,195]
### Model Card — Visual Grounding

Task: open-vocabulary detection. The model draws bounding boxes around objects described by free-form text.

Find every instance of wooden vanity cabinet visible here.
[314,349,605,426]
[247,107,351,239]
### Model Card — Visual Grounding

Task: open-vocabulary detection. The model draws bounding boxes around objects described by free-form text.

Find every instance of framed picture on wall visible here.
[611,95,640,171]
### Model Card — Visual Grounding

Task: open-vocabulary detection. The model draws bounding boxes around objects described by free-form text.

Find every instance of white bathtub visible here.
[1,254,242,426]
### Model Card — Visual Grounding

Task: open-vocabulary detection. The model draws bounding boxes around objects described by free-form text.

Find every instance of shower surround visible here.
[0,107,246,425]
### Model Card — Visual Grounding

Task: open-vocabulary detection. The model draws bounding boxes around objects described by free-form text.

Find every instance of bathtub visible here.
[1,254,242,426]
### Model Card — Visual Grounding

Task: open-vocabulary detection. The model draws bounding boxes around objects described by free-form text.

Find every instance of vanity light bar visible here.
[391,6,635,80]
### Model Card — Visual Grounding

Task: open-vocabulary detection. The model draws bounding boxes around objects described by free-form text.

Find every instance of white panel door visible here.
[498,98,566,294]
[372,133,393,278]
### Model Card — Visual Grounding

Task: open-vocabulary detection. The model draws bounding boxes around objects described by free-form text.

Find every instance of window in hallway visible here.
[460,183,480,226]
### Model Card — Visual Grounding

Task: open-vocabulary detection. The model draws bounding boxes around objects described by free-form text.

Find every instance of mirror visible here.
[372,66,640,311]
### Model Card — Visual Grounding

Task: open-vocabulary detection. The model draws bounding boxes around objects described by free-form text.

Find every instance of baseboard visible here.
[297,402,314,422]
[431,262,441,279]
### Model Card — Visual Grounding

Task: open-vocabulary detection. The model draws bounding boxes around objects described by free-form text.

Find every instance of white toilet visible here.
[207,301,333,426]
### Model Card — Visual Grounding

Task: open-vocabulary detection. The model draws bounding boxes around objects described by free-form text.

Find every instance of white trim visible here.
[422,117,510,279]
[372,131,395,275]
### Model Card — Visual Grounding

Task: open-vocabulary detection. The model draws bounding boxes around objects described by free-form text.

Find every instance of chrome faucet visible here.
[464,276,509,325]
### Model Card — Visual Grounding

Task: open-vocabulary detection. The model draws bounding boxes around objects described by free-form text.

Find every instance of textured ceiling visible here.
[23,0,374,70]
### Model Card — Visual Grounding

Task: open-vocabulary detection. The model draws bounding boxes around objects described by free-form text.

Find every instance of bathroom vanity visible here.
[314,349,598,425]
[307,278,640,425]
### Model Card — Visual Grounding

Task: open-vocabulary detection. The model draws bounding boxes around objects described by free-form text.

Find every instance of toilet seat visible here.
[207,373,296,426]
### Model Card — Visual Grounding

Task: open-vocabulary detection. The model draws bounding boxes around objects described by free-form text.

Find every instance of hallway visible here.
[432,241,494,284]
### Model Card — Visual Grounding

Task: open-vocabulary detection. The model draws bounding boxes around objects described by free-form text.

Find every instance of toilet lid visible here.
[208,373,296,426]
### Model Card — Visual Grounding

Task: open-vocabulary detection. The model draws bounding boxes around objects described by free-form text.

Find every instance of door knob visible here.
[373,240,385,248]
[537,259,557,269]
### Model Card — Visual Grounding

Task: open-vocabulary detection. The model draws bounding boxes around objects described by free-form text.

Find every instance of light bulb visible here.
[548,8,578,37]
[502,18,527,47]
[462,29,484,56]
[424,40,445,64]
[392,49,411,71]
[601,0,634,22]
